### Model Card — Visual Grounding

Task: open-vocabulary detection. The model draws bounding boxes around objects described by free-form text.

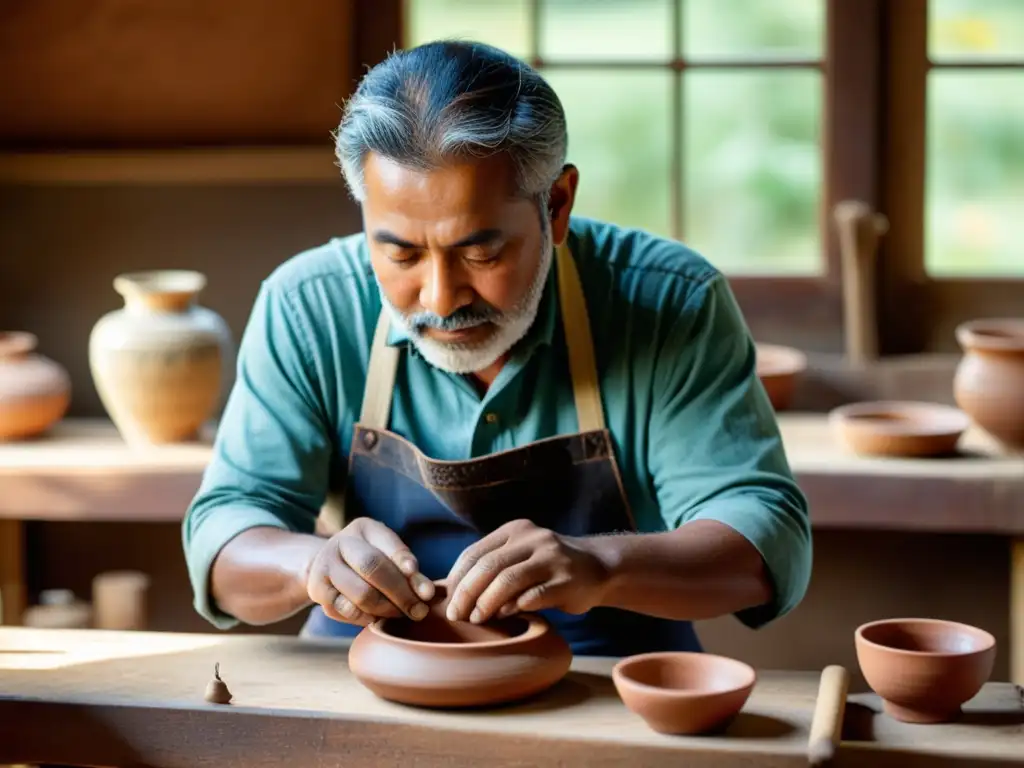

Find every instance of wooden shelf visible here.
[0,147,343,185]
[1,416,1022,533]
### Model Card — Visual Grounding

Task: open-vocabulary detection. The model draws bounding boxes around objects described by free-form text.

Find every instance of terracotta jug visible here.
[953,318,1024,451]
[89,270,234,445]
[0,331,71,440]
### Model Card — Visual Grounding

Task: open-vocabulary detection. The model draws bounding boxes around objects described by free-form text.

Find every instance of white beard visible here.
[380,228,554,375]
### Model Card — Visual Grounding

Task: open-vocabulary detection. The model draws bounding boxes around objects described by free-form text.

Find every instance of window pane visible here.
[540,0,673,61]
[544,70,672,238]
[926,72,1024,276]
[930,0,1024,61]
[683,0,824,60]
[682,70,822,274]
[405,0,531,59]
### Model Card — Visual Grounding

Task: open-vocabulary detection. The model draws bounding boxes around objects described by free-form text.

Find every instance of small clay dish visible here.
[755,343,807,411]
[348,582,572,708]
[612,652,756,735]
[829,400,971,457]
[855,618,996,724]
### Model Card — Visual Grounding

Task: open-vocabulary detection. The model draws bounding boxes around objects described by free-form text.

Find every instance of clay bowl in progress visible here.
[855,618,996,724]
[755,343,807,411]
[612,652,756,735]
[348,583,572,708]
[829,400,971,457]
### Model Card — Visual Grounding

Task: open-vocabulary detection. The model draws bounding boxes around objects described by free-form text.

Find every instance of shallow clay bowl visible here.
[348,582,572,708]
[755,343,807,411]
[829,400,971,457]
[855,618,996,724]
[612,652,756,735]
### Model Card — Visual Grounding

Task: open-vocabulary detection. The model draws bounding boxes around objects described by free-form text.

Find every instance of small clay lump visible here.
[204,662,233,705]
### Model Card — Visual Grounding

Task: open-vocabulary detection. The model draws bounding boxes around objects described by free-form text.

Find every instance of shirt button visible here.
[484,412,499,425]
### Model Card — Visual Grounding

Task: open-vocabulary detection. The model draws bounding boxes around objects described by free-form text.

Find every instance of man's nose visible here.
[420,256,469,318]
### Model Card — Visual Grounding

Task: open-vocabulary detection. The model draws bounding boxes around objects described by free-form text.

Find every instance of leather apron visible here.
[301,242,703,656]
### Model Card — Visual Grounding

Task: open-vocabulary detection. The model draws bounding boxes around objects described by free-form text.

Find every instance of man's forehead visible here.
[363,152,519,210]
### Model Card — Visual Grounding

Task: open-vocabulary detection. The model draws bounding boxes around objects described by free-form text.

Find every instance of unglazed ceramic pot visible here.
[612,651,756,735]
[755,343,807,411]
[348,582,572,708]
[0,331,71,441]
[855,618,995,724]
[829,400,971,458]
[953,318,1024,451]
[89,270,233,444]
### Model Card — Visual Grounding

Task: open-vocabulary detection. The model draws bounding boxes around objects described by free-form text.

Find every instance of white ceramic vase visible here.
[89,270,234,445]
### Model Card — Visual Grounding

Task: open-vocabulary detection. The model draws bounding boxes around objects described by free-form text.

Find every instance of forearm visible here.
[210,527,325,625]
[582,519,773,621]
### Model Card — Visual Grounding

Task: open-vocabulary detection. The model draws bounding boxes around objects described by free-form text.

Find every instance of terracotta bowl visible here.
[348,582,572,708]
[855,618,996,724]
[829,400,971,457]
[612,652,756,735]
[755,343,807,411]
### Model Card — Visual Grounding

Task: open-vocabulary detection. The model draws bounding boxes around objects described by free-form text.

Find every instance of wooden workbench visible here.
[1,415,1023,683]
[0,627,1021,768]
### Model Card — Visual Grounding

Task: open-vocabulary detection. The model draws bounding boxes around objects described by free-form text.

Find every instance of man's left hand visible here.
[444,519,610,624]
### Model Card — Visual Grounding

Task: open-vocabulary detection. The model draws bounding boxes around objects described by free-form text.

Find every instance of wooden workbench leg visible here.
[1012,538,1024,686]
[0,518,25,625]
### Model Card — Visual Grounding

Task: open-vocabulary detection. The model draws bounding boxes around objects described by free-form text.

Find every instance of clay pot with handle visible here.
[89,270,234,445]
[0,331,71,441]
[953,318,1024,451]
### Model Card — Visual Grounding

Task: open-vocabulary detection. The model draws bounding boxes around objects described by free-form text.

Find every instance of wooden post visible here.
[0,518,24,625]
[1012,538,1024,685]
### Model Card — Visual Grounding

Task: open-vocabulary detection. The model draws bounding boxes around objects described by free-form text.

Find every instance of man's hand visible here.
[444,519,610,624]
[305,518,435,626]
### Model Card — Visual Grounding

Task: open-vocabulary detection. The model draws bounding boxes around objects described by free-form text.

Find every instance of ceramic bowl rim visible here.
[755,343,808,378]
[828,400,971,437]
[955,318,1024,352]
[855,617,996,659]
[611,651,757,701]
[366,610,551,650]
[113,269,208,297]
[0,331,38,356]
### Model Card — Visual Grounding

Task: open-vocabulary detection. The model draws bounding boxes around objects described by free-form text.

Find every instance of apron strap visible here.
[359,309,399,429]
[554,242,606,433]
[358,241,605,433]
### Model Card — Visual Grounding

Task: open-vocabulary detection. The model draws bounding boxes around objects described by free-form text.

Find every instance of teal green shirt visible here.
[183,216,812,631]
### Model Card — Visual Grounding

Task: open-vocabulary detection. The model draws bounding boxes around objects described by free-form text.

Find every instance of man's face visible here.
[361,152,555,374]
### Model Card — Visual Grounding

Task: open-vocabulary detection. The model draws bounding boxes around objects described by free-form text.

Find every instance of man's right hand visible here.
[304,518,435,626]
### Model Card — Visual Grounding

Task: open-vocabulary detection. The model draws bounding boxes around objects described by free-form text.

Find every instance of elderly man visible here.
[182,40,811,656]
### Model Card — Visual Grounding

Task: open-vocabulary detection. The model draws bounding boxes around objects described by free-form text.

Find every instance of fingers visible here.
[468,555,552,624]
[337,535,430,621]
[360,520,435,602]
[445,527,510,599]
[446,544,533,623]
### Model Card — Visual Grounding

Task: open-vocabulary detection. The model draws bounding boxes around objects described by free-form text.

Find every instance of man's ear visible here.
[548,164,579,246]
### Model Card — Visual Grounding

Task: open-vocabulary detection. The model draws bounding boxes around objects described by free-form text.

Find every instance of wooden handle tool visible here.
[808,664,850,766]
[834,200,889,366]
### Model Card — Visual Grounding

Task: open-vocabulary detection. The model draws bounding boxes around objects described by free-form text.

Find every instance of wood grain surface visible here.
[0,628,1021,767]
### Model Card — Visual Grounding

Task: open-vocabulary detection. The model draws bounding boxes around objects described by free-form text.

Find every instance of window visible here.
[388,0,1020,354]
[406,0,825,276]
[883,0,1024,353]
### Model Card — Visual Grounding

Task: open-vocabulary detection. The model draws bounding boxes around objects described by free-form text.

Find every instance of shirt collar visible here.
[383,248,560,352]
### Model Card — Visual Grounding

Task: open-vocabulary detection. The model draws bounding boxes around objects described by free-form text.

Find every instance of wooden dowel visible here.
[808,664,850,766]
[834,200,889,366]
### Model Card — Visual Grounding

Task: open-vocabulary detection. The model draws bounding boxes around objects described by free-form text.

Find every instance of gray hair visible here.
[334,40,568,206]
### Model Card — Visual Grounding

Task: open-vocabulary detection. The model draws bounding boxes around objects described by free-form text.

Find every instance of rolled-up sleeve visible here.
[182,280,333,629]
[647,273,812,629]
